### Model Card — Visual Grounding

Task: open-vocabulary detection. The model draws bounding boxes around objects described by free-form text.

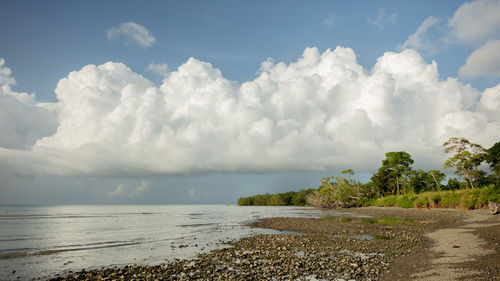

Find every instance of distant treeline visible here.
[237,189,315,206]
[237,137,500,209]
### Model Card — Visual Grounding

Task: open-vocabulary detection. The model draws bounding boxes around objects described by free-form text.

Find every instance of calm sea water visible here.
[0,205,338,280]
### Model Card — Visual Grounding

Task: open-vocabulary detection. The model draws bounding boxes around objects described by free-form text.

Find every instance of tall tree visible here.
[428,170,446,191]
[443,137,487,188]
[485,141,500,185]
[378,151,414,195]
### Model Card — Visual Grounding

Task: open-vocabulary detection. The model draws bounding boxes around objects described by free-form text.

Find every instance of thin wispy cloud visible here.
[188,188,197,197]
[107,22,156,48]
[401,0,500,78]
[108,184,126,197]
[368,8,398,30]
[400,16,440,54]
[108,181,149,198]
[323,15,341,29]
[130,181,149,197]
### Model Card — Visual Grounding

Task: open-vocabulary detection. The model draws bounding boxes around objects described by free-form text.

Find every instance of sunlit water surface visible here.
[0,205,359,280]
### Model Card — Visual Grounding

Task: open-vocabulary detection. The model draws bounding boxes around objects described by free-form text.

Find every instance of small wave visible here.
[0,237,41,242]
[0,213,158,220]
[178,223,217,228]
[187,213,205,216]
[0,242,141,260]
[0,214,111,220]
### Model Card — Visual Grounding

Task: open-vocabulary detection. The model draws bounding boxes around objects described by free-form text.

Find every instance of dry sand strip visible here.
[411,209,500,281]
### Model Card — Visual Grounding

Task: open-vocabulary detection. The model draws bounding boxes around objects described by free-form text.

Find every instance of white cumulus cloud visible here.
[447,0,500,45]
[459,40,500,78]
[0,58,57,149]
[0,47,499,177]
[402,0,500,78]
[107,22,156,48]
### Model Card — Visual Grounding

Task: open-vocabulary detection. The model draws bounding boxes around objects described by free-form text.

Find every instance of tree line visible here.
[237,189,315,206]
[237,137,500,208]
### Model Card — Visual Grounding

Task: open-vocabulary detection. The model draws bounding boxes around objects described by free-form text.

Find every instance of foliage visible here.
[307,176,357,208]
[443,137,487,188]
[372,185,499,209]
[237,137,499,211]
[486,141,500,169]
[408,169,445,193]
[442,177,461,191]
[306,170,373,208]
[486,141,500,185]
[372,151,414,195]
[237,189,315,206]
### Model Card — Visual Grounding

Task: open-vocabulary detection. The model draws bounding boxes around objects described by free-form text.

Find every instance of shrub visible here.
[396,195,414,208]
[439,191,460,208]
[413,195,430,208]
[365,185,498,210]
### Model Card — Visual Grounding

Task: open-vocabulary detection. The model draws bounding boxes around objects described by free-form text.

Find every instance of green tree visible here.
[408,170,430,193]
[408,169,445,193]
[443,177,461,190]
[443,137,487,188]
[371,167,392,196]
[307,169,365,208]
[428,170,445,191]
[377,151,414,195]
[269,194,285,206]
[485,141,500,185]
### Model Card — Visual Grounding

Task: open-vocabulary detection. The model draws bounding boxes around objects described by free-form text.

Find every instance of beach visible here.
[46,207,499,280]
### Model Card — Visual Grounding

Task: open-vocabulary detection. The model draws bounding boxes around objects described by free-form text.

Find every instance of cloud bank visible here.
[107,22,156,48]
[0,47,499,177]
[0,59,57,149]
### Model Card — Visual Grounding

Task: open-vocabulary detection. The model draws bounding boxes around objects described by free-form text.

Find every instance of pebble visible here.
[47,216,426,281]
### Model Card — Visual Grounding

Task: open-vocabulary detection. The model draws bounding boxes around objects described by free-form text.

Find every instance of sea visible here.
[0,204,353,280]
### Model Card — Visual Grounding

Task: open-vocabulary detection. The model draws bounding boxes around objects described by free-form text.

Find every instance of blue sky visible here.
[2,0,494,101]
[0,0,499,204]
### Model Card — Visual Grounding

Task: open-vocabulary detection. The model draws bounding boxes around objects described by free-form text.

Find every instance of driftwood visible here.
[489,201,499,215]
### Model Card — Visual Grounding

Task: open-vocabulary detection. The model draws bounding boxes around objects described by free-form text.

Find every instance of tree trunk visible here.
[462,168,474,189]
[430,172,440,191]
[396,175,400,195]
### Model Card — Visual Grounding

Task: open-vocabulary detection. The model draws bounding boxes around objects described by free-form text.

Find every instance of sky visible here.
[0,0,499,205]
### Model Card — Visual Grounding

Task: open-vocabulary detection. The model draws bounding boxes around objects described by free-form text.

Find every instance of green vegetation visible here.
[237,189,315,206]
[370,185,499,209]
[443,137,488,189]
[237,137,500,209]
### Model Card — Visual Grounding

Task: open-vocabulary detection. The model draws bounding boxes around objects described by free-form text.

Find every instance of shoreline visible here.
[47,207,499,280]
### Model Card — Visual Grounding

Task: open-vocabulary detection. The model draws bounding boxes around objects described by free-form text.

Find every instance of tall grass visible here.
[369,185,499,210]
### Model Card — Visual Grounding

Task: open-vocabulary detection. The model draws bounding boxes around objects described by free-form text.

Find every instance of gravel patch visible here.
[45,207,499,281]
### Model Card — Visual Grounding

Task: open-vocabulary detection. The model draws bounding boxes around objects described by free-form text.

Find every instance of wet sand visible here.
[47,207,499,280]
